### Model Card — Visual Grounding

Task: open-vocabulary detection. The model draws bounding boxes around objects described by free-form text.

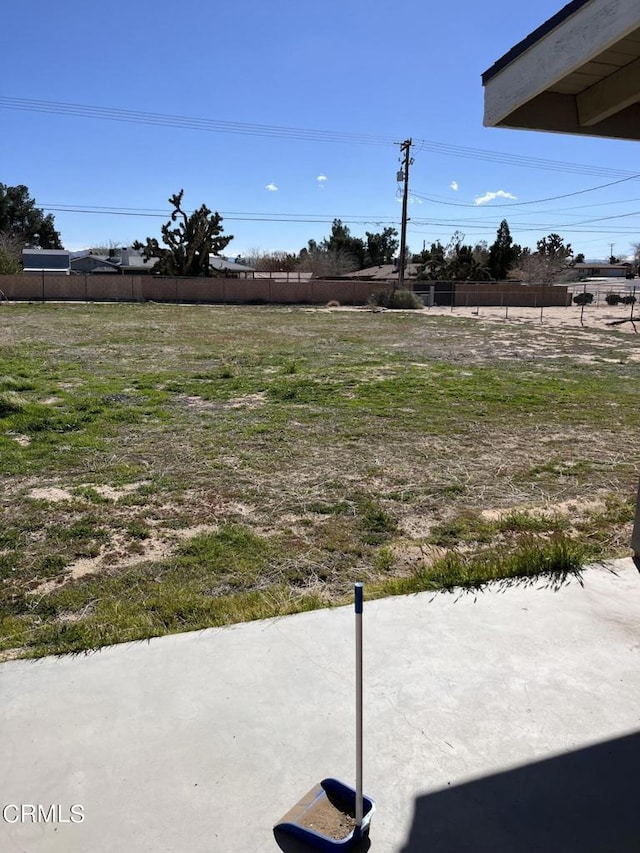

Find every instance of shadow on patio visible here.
[400,730,640,852]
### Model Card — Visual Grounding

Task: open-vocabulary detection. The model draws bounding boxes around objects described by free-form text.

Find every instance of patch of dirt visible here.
[400,514,434,538]
[420,304,640,335]
[88,481,150,501]
[390,542,444,573]
[180,392,266,411]
[225,501,258,519]
[28,487,74,503]
[227,393,266,409]
[8,433,31,446]
[0,648,28,662]
[30,523,223,596]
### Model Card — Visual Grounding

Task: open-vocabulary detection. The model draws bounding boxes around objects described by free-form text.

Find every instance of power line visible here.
[410,173,640,209]
[0,96,396,147]
[40,204,402,227]
[41,202,640,235]
[41,203,401,221]
[407,227,640,237]
[1,96,637,179]
[411,138,634,178]
[557,209,640,227]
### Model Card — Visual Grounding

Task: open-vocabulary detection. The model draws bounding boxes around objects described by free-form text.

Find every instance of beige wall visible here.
[1,275,571,308]
[0,274,388,305]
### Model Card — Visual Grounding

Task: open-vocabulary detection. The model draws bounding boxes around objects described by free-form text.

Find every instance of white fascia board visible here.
[484,0,640,127]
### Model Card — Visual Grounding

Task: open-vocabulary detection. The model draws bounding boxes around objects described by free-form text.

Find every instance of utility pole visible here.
[397,138,413,290]
[610,242,615,261]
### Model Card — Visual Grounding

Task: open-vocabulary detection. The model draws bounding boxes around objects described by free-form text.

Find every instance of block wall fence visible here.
[0,275,570,307]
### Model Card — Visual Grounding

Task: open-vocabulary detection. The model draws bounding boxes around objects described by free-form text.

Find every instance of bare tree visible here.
[517,233,576,285]
[236,246,266,268]
[517,253,563,285]
[87,239,123,256]
[0,231,23,274]
[298,247,359,277]
[254,251,299,272]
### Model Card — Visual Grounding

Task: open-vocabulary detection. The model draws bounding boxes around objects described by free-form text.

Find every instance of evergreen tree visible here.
[0,183,62,249]
[323,219,365,270]
[365,227,399,266]
[488,219,518,280]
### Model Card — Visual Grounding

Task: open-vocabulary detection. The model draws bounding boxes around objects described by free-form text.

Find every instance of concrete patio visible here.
[1,557,639,852]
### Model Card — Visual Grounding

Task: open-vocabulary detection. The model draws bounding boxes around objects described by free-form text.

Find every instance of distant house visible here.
[22,248,70,275]
[573,262,634,279]
[70,254,120,274]
[63,249,260,277]
[114,248,159,275]
[67,248,158,275]
[209,257,255,278]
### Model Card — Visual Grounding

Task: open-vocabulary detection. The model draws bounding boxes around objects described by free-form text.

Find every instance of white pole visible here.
[355,582,363,828]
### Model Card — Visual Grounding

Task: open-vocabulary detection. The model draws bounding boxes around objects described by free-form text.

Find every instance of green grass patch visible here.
[374,535,586,597]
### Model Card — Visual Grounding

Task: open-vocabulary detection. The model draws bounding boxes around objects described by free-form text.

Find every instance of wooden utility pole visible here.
[397,138,413,290]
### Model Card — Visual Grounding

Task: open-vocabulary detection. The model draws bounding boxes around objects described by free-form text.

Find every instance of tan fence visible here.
[0,274,390,306]
[0,274,572,308]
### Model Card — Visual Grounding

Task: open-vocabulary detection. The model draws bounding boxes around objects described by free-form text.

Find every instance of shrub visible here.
[370,288,424,310]
[605,293,622,305]
[573,292,594,305]
[621,294,637,305]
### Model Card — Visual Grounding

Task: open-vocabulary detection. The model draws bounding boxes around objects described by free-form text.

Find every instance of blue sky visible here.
[1,0,639,260]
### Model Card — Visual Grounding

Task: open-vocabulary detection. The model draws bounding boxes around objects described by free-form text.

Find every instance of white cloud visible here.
[450,180,459,191]
[474,189,517,205]
[316,174,328,182]
[265,183,278,192]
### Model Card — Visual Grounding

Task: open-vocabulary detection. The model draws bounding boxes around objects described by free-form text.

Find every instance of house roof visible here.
[482,0,640,141]
[348,263,420,280]
[70,255,121,273]
[210,257,255,272]
[482,1,592,83]
[574,261,632,269]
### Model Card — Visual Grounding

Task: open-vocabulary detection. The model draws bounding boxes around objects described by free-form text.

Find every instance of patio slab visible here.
[1,558,639,852]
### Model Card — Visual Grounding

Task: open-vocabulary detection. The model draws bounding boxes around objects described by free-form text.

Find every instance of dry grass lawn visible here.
[1,301,638,658]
